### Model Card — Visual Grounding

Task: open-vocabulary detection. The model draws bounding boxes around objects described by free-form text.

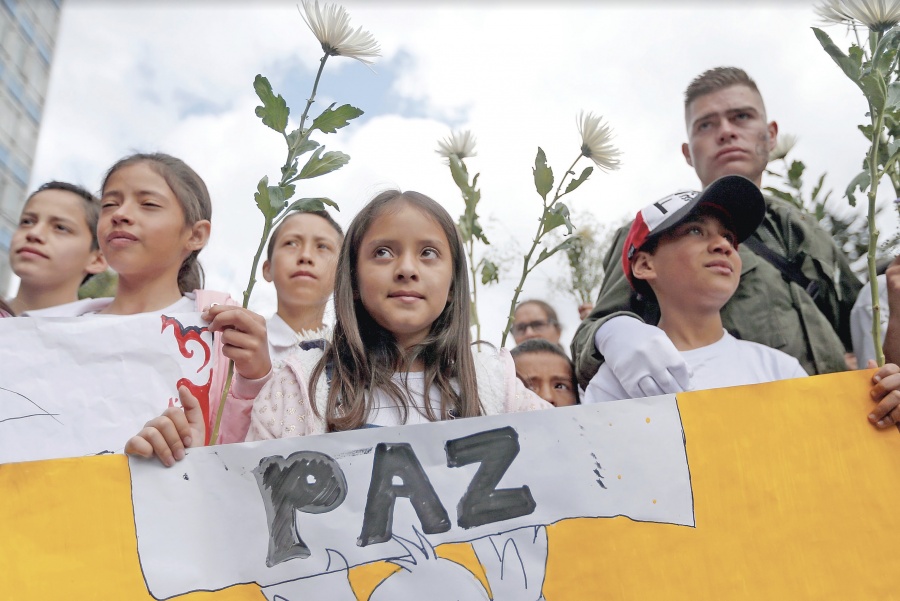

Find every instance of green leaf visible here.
[873,28,900,74]
[813,28,862,83]
[253,75,289,133]
[471,221,489,245]
[533,147,554,201]
[535,238,574,267]
[287,128,319,155]
[860,71,888,111]
[296,147,351,180]
[845,170,871,207]
[858,123,875,141]
[564,166,593,194]
[281,160,298,183]
[457,217,471,241]
[811,172,828,202]
[480,260,500,285]
[542,202,574,236]
[449,155,471,192]
[887,82,900,111]
[762,187,796,205]
[267,184,287,213]
[787,160,805,189]
[283,197,339,214]
[311,103,364,134]
[254,176,277,219]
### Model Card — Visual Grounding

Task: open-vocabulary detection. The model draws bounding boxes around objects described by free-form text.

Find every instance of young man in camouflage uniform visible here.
[571,67,861,396]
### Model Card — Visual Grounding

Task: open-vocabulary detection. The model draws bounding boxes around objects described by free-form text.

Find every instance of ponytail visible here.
[177,250,205,294]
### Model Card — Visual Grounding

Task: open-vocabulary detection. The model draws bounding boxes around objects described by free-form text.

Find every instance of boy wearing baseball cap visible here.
[583,175,807,403]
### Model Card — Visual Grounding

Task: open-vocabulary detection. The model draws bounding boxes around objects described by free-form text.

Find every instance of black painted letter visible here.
[445,426,536,529]
[254,451,347,567]
[357,442,450,547]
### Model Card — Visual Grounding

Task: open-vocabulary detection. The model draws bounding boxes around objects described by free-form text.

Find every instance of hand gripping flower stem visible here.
[209,0,376,444]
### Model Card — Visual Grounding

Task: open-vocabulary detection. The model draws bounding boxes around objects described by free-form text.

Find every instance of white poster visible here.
[130,396,694,600]
[0,313,215,463]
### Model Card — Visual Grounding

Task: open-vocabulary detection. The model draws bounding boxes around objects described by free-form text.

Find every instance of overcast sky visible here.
[20,0,898,347]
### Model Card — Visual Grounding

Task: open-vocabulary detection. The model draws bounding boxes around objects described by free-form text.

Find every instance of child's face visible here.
[356,202,453,350]
[98,162,207,282]
[10,189,105,288]
[263,213,340,310]
[634,212,741,310]
[514,351,577,407]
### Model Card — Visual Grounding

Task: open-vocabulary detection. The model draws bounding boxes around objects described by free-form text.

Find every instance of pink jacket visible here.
[247,346,550,441]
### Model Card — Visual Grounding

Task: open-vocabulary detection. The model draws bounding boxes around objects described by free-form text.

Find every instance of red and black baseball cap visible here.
[622,174,765,290]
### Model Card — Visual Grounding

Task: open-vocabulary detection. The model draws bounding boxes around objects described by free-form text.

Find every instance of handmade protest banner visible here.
[129,395,692,598]
[0,313,214,463]
[1,370,899,600]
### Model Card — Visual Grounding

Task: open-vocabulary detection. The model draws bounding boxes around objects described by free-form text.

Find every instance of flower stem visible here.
[209,360,234,445]
[468,237,481,343]
[298,53,329,136]
[867,105,886,367]
[500,154,580,346]
[554,155,582,201]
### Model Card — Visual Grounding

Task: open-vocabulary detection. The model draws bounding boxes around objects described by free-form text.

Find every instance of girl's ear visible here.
[262,259,273,283]
[631,251,656,285]
[84,249,108,276]
[186,219,211,252]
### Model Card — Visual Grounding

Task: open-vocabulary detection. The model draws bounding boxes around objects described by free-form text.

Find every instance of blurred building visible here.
[0,0,61,297]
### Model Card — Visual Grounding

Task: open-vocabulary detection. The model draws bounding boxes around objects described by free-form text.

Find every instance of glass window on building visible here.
[16,113,36,157]
[23,45,47,94]
[0,179,24,222]
[0,11,12,46]
[0,251,12,300]
[32,4,59,43]
[0,177,9,221]
[0,92,17,141]
[3,28,26,66]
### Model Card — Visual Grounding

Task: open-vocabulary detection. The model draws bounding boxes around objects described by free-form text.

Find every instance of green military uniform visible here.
[570,195,862,390]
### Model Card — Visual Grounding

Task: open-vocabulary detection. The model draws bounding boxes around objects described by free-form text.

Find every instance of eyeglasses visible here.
[512,320,554,336]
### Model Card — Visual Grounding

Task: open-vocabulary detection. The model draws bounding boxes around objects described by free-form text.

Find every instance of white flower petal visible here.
[577,111,622,171]
[300,0,381,65]
[436,130,477,160]
[768,133,799,162]
[816,0,900,31]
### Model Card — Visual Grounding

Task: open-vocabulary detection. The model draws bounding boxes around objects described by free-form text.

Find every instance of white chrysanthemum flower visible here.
[815,0,900,32]
[436,130,477,160]
[577,111,621,171]
[299,0,381,65]
[768,133,798,162]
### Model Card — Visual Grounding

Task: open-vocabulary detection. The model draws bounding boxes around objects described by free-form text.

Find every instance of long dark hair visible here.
[309,190,482,431]
[101,153,211,293]
[0,297,14,316]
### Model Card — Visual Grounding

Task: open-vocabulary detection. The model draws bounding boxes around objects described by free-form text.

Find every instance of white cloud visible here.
[18,1,896,350]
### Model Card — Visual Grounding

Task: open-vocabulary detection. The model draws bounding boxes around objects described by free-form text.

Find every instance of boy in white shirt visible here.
[584,175,806,403]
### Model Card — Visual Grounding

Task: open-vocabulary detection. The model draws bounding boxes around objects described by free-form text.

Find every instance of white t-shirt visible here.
[851,274,889,368]
[365,372,448,428]
[22,294,195,316]
[583,330,808,403]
